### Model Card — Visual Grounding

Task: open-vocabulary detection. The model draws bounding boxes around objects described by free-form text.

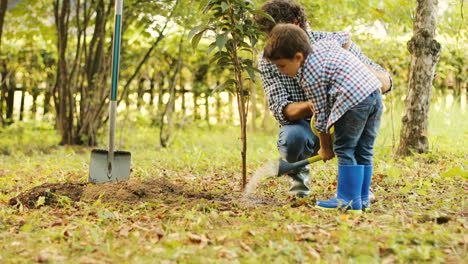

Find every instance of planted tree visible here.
[191,0,271,188]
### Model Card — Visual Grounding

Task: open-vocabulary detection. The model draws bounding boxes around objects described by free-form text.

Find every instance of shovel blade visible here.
[89,149,131,184]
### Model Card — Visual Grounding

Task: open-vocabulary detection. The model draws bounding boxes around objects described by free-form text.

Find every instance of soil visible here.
[9,178,283,209]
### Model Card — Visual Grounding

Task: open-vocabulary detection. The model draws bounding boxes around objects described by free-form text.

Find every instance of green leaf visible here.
[245,67,257,82]
[216,33,228,51]
[188,25,206,41]
[192,32,203,49]
[36,196,45,207]
[250,9,275,23]
[212,79,236,94]
[221,2,229,12]
[198,0,211,11]
[207,42,217,55]
[441,166,468,180]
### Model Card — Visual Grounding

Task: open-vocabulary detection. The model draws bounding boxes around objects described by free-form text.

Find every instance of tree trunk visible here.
[149,76,155,106]
[54,0,74,144]
[137,77,145,108]
[249,80,257,132]
[215,92,221,123]
[204,91,210,123]
[160,36,183,148]
[0,0,7,51]
[397,0,441,156]
[227,92,234,124]
[154,75,165,126]
[54,0,113,146]
[181,85,186,115]
[19,90,25,121]
[193,90,200,120]
[5,68,15,125]
[0,60,7,125]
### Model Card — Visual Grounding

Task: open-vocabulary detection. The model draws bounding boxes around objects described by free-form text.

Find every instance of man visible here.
[254,0,392,197]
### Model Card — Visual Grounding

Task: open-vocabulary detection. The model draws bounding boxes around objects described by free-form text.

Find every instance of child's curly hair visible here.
[254,0,308,33]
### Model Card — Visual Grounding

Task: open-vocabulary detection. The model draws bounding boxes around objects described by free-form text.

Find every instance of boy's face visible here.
[270,52,304,77]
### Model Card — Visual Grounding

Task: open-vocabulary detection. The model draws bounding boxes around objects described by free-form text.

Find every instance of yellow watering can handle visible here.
[307,155,322,163]
[310,116,334,136]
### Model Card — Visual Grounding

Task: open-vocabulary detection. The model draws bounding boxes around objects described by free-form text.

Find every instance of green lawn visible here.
[0,99,467,263]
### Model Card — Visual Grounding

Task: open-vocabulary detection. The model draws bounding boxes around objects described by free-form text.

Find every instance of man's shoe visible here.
[288,167,310,197]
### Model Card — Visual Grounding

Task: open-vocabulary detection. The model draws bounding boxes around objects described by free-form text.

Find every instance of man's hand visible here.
[366,65,391,93]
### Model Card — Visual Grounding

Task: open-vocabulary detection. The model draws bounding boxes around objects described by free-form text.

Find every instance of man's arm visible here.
[348,42,393,93]
[259,57,310,125]
[366,65,392,93]
[311,31,392,93]
[283,101,314,121]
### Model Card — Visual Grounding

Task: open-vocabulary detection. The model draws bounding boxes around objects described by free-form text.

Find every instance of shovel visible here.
[89,0,130,184]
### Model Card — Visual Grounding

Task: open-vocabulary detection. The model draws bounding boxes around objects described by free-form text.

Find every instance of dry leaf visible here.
[36,249,66,263]
[219,249,238,260]
[240,242,253,253]
[187,233,209,247]
[216,234,228,242]
[305,245,321,259]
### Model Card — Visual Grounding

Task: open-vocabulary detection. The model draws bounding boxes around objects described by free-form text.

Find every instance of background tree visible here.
[397,0,441,156]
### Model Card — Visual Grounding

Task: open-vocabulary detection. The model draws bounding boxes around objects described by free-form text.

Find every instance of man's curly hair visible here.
[254,0,308,33]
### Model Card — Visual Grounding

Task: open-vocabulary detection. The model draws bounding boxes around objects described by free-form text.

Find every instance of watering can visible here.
[276,118,335,177]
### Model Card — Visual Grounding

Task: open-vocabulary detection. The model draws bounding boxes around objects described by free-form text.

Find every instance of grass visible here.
[0,96,467,263]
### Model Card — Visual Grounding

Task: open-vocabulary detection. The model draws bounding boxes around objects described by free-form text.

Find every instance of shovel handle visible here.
[108,0,124,163]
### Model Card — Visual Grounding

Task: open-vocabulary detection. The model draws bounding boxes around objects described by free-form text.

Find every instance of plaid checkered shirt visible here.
[259,30,392,126]
[299,39,382,133]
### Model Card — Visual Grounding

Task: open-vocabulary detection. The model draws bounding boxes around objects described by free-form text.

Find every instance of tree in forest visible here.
[191,0,270,188]
[53,0,115,145]
[397,0,441,156]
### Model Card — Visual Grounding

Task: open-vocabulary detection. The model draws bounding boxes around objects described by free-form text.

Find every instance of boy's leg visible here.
[355,91,383,165]
[278,119,319,197]
[355,91,383,210]
[316,92,377,212]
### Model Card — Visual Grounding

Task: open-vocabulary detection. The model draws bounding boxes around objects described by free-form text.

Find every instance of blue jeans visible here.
[333,90,383,165]
[278,119,319,163]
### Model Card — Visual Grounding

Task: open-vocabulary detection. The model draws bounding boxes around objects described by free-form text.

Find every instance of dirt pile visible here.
[9,178,214,208]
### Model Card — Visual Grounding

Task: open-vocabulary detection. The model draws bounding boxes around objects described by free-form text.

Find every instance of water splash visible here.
[243,160,278,197]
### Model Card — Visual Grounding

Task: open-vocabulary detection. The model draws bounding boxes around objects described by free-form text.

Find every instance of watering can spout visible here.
[276,155,323,177]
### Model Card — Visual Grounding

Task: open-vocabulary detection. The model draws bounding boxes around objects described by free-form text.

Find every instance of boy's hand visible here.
[318,132,335,161]
[318,146,335,161]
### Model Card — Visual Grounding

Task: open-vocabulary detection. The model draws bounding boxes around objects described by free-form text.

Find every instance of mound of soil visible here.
[9,178,215,208]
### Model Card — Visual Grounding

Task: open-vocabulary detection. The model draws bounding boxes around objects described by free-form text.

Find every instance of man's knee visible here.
[278,125,312,163]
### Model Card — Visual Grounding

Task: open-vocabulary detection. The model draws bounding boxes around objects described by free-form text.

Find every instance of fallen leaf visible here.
[36,249,66,263]
[187,233,209,247]
[219,249,238,260]
[216,234,228,242]
[305,245,321,259]
[240,242,253,253]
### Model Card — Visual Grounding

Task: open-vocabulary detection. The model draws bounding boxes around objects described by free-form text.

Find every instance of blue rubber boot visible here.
[316,165,364,213]
[361,165,373,212]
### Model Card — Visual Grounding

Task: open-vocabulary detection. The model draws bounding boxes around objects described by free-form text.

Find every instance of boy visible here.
[263,24,383,213]
[254,0,391,198]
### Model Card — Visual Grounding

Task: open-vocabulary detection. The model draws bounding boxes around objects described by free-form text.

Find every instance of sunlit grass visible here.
[0,94,466,263]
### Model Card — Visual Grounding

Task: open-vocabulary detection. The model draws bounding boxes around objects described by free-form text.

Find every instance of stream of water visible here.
[242,159,278,198]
